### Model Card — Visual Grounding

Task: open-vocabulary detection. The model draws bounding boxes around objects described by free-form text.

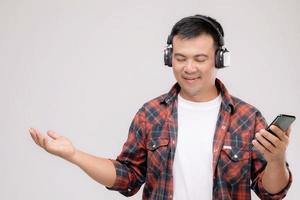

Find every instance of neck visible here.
[179,86,219,102]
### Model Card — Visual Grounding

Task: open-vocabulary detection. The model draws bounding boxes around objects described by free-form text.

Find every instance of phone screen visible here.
[267,114,296,132]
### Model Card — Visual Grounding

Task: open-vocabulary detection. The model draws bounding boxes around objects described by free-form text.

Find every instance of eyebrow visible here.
[174,53,208,58]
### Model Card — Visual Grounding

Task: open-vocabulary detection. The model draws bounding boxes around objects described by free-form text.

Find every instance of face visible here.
[172,34,218,102]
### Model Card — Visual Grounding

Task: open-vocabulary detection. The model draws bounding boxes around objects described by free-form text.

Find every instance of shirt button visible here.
[169,194,173,199]
[152,144,156,148]
[233,154,238,159]
[222,125,226,130]
[128,188,131,192]
[172,140,175,145]
[214,149,218,153]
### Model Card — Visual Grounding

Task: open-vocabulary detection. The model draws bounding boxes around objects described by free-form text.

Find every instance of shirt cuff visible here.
[257,163,292,199]
[105,159,134,196]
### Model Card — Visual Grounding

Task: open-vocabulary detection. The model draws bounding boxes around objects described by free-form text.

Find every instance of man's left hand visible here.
[252,125,291,164]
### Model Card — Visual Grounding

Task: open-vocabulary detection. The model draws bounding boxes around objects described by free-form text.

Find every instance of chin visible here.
[181,87,202,97]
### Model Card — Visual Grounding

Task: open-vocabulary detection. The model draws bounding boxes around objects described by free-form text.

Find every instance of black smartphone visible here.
[267,114,296,135]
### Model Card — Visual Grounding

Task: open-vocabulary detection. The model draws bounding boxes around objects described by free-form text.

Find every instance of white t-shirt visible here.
[173,94,222,200]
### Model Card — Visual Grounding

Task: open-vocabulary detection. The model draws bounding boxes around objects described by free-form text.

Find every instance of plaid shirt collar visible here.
[160,78,234,114]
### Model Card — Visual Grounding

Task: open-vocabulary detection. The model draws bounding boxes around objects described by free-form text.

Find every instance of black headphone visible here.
[164,15,230,69]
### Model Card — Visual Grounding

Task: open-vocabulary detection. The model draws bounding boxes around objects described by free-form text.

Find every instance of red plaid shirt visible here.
[107,79,292,199]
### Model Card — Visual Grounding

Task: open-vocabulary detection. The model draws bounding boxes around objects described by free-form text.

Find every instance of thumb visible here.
[286,127,292,137]
[47,130,61,140]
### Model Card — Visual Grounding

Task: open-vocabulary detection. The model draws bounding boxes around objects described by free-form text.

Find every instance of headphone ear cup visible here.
[215,48,224,69]
[164,46,173,67]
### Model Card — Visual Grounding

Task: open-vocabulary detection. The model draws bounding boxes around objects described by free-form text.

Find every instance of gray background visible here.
[1,0,299,199]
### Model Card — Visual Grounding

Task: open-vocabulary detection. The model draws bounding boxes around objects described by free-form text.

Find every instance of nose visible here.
[183,60,197,74]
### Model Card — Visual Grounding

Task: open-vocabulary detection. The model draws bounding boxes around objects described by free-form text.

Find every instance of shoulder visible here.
[229,95,267,128]
[217,79,263,118]
[231,95,262,116]
[132,93,171,127]
[139,93,169,111]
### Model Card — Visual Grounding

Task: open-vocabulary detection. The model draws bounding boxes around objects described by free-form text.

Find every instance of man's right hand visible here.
[29,128,117,187]
[29,128,76,161]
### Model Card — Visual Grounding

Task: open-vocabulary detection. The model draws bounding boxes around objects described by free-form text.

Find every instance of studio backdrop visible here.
[0,0,299,199]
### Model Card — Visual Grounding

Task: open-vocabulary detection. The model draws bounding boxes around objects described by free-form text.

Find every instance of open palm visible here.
[29,128,76,160]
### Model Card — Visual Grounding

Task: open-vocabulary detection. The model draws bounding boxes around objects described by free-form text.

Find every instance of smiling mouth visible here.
[183,77,200,81]
[182,77,200,84]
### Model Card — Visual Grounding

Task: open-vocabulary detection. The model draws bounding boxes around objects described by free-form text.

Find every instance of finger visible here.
[34,128,46,147]
[270,125,289,143]
[269,125,285,141]
[255,132,275,153]
[286,127,292,137]
[43,137,49,150]
[260,129,282,148]
[252,139,269,157]
[29,128,39,145]
[47,130,61,140]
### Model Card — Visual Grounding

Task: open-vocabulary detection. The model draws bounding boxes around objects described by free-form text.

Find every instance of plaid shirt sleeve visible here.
[250,111,292,200]
[106,107,147,196]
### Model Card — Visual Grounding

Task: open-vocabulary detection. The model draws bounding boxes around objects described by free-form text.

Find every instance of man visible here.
[29,15,292,199]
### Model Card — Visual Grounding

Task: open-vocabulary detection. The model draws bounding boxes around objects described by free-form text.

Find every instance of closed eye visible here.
[195,58,206,63]
[176,58,186,62]
[174,54,186,62]
[195,55,208,63]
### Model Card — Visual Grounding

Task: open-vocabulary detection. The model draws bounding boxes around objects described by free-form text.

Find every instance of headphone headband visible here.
[168,15,224,47]
[164,14,230,68]
[189,15,224,46]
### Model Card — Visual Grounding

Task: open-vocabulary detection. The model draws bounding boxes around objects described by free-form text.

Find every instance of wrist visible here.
[65,148,79,164]
[266,159,288,175]
[268,157,286,167]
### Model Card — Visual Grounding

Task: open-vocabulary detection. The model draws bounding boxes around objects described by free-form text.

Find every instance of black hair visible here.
[169,15,224,49]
